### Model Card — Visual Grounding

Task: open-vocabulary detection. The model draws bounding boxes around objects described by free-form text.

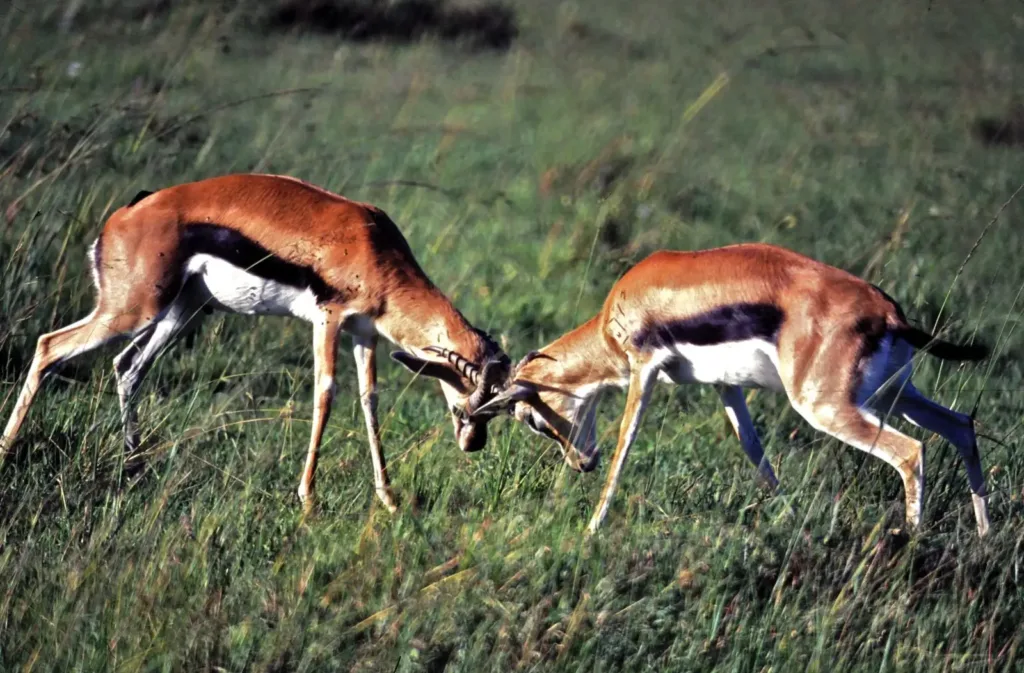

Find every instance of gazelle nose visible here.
[578,452,600,473]
[565,445,599,473]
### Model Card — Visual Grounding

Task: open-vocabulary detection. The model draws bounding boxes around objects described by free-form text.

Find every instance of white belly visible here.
[186,254,322,322]
[656,339,785,391]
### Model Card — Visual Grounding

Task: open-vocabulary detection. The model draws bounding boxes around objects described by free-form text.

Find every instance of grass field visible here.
[2,1,1024,670]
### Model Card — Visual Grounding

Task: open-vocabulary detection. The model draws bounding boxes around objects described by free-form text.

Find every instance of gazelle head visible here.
[471,351,604,472]
[391,334,510,453]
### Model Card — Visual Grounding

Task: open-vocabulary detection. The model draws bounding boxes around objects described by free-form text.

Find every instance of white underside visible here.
[653,339,785,391]
[649,335,917,407]
[185,254,323,323]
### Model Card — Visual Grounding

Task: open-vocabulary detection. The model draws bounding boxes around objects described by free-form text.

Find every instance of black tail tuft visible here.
[895,326,989,362]
[127,190,154,207]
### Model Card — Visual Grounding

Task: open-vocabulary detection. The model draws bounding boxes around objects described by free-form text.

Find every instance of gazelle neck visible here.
[376,284,492,363]
[529,315,628,393]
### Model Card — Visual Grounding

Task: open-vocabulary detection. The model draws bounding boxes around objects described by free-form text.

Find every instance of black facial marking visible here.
[127,190,154,207]
[633,303,785,350]
[181,223,340,303]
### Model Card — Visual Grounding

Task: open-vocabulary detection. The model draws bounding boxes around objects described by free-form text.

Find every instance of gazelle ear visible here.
[470,381,536,417]
[390,351,466,391]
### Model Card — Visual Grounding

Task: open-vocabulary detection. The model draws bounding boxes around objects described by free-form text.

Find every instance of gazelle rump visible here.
[476,244,991,536]
[1,173,509,511]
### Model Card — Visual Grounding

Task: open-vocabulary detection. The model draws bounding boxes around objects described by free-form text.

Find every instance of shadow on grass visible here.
[973,104,1024,148]
[267,0,517,51]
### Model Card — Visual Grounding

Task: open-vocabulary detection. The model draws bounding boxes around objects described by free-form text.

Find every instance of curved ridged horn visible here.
[467,355,511,414]
[513,350,554,377]
[467,350,553,418]
[423,345,480,385]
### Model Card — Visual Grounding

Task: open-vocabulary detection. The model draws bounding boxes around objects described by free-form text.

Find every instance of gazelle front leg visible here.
[298,310,341,513]
[587,364,657,534]
[716,385,779,488]
[353,333,398,512]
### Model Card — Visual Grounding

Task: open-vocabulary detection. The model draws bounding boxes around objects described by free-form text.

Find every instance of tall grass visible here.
[1,0,1023,670]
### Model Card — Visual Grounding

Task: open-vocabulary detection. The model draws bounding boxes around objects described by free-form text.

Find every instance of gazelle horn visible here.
[423,345,480,385]
[467,355,512,414]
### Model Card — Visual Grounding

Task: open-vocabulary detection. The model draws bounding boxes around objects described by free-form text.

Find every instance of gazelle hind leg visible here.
[113,327,156,453]
[113,293,206,453]
[2,311,138,456]
[3,211,184,459]
[880,385,989,536]
[794,400,925,529]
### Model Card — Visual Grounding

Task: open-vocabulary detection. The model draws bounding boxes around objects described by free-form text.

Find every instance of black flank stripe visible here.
[181,224,340,303]
[633,303,785,350]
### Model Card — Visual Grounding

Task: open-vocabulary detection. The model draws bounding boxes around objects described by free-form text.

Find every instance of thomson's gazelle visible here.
[2,173,510,511]
[476,244,991,536]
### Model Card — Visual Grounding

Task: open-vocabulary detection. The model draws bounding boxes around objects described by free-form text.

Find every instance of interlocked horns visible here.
[467,350,554,418]
[423,328,511,415]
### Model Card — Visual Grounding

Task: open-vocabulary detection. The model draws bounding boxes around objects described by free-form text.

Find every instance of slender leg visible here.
[793,400,925,529]
[113,297,202,453]
[113,328,155,453]
[880,386,989,537]
[716,384,779,488]
[2,311,135,457]
[353,333,398,512]
[587,365,657,534]
[297,310,340,512]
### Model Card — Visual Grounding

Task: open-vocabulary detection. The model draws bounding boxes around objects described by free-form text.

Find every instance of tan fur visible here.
[2,173,503,511]
[502,244,989,536]
[97,174,488,359]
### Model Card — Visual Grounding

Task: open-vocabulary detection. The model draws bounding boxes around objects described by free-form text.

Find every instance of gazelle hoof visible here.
[298,486,316,514]
[972,494,990,538]
[376,487,399,513]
